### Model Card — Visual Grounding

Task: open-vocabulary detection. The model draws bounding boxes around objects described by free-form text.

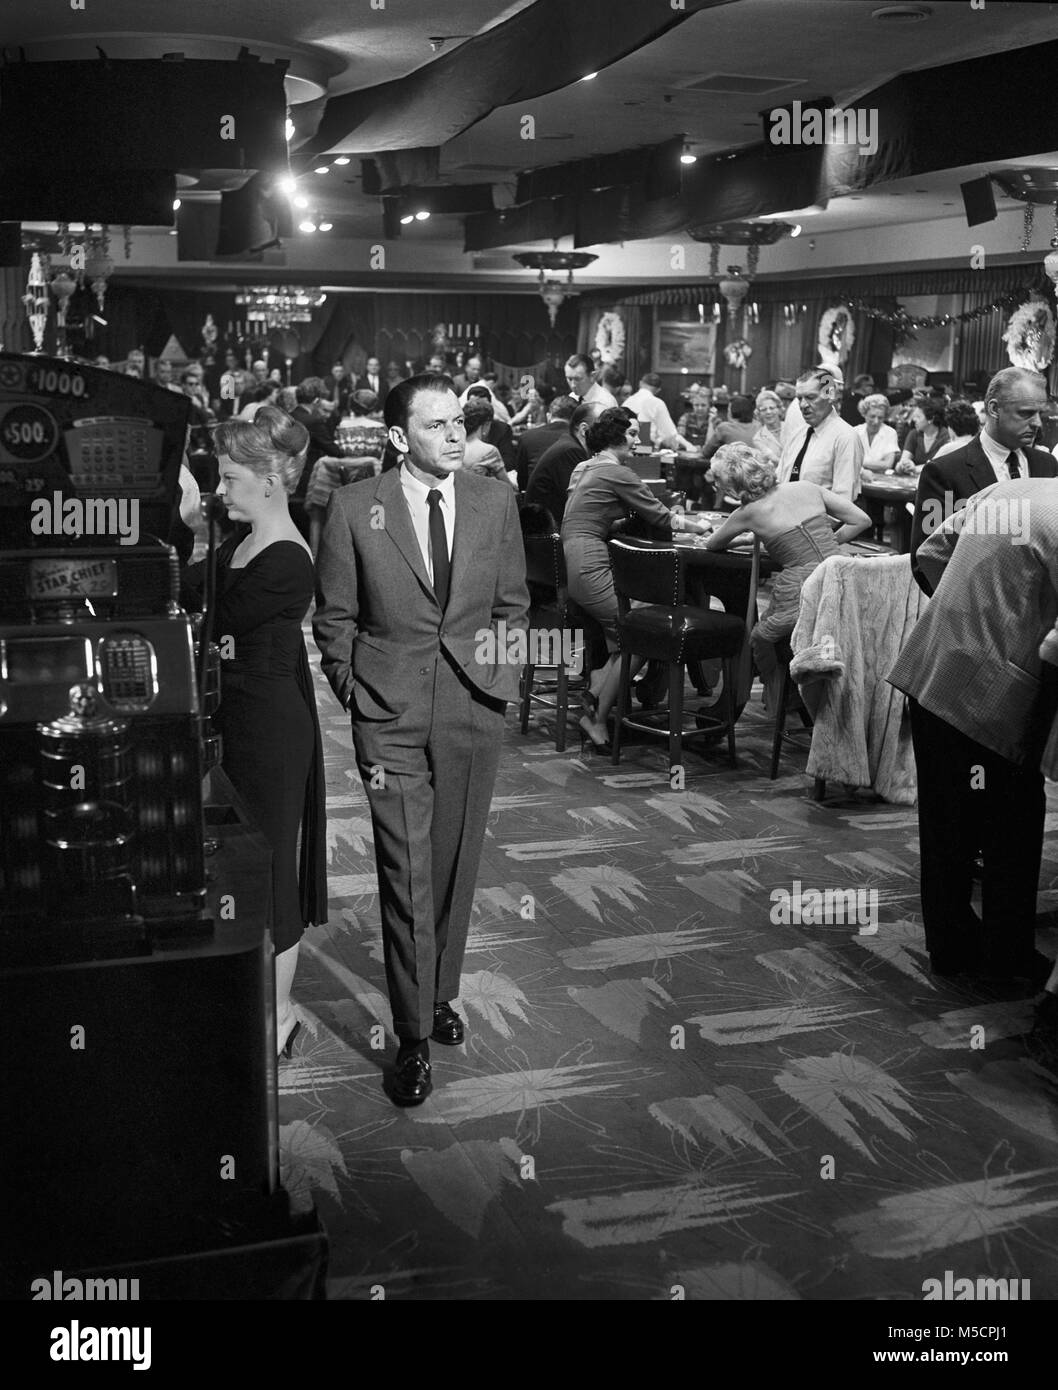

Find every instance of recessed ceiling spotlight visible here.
[294,195,309,209]
[871,4,932,21]
[299,219,317,234]
[172,198,181,210]
[415,209,430,220]
[790,223,802,237]
[279,175,297,196]
[581,72,598,82]
[319,221,334,232]
[680,145,697,165]
[400,214,414,225]
[315,165,330,175]
[333,156,350,166]
[285,118,294,142]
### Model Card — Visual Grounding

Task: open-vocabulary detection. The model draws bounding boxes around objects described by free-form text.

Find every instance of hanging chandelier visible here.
[233,286,327,331]
[512,246,598,325]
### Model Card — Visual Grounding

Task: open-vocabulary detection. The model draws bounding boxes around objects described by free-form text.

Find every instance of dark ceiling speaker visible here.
[960,175,997,227]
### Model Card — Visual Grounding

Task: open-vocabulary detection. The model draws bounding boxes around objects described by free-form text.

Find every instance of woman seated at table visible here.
[509,377,548,429]
[894,398,950,474]
[462,396,518,488]
[562,406,712,749]
[677,388,712,448]
[752,389,784,463]
[854,393,900,471]
[700,443,872,714]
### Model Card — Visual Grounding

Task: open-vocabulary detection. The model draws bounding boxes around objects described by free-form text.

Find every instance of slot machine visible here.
[0,354,309,1285]
[0,353,206,960]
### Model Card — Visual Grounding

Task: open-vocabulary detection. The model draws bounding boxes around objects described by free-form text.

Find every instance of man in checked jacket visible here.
[887,476,1058,989]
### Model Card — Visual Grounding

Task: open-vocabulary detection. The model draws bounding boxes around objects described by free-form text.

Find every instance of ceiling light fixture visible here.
[581,72,597,82]
[299,218,317,234]
[318,221,333,232]
[680,146,698,165]
[871,5,932,21]
[414,210,430,220]
[172,198,181,211]
[333,156,350,166]
[512,245,599,325]
[285,117,295,142]
[278,176,297,196]
[400,214,414,225]
[790,223,802,237]
[294,196,309,209]
[315,166,329,175]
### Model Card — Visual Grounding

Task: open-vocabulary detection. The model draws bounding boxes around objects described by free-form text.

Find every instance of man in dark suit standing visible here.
[524,400,604,526]
[513,394,576,491]
[313,374,529,1106]
[910,367,1056,593]
[322,360,353,415]
[355,355,388,411]
[889,477,1058,989]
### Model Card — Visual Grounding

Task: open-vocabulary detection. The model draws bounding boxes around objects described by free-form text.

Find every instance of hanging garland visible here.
[838,289,1029,330]
[594,311,625,364]
[1003,292,1056,372]
[723,338,753,369]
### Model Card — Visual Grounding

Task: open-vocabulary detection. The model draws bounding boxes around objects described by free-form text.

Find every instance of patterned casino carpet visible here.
[279,628,1058,1302]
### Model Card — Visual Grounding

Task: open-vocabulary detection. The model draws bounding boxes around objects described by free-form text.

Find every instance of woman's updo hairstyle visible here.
[706,442,776,505]
[584,406,635,456]
[214,405,309,494]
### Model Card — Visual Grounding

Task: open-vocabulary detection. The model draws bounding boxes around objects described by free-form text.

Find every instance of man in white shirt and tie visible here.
[910,366,1057,594]
[777,367,860,499]
[565,353,619,409]
[313,373,528,1107]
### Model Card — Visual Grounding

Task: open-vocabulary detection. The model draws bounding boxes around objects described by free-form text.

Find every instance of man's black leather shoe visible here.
[431,1002,465,1045]
[390,1051,432,1106]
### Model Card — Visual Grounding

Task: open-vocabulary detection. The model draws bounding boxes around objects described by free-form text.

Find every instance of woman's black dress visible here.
[209,532,328,951]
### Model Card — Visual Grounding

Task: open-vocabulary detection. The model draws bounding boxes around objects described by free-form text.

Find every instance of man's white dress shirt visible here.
[777,408,860,499]
[400,464,455,583]
[623,387,680,448]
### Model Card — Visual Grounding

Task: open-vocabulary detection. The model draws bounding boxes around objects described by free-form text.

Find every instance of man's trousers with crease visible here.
[352,648,506,1044]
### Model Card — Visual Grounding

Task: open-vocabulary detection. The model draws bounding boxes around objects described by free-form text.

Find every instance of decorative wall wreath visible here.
[1003,293,1056,372]
[595,311,625,364]
[723,338,753,369]
[817,304,855,366]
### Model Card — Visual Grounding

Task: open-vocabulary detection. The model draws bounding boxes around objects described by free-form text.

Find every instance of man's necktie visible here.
[427,489,450,609]
[1007,450,1022,479]
[789,426,814,482]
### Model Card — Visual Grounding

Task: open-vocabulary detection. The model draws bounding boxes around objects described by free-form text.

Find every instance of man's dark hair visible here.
[565,353,595,374]
[249,383,277,404]
[549,394,577,423]
[568,400,603,440]
[729,394,754,423]
[461,396,494,435]
[295,376,325,404]
[585,406,634,456]
[944,398,979,438]
[383,372,455,431]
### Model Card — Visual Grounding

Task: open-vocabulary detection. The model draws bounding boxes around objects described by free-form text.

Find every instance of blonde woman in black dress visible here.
[205,407,328,1058]
[562,407,712,748]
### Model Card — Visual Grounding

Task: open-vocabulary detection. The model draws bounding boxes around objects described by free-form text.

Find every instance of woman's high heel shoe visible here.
[578,714,611,753]
[279,1019,302,1060]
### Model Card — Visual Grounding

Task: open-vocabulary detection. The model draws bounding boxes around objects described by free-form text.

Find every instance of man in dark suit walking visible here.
[889,476,1058,988]
[313,374,529,1105]
[910,367,1056,594]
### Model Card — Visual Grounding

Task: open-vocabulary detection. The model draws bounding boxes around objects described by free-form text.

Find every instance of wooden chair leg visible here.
[724,657,738,767]
[770,662,790,779]
[669,659,684,778]
[555,660,568,752]
[612,649,632,765]
[519,662,535,734]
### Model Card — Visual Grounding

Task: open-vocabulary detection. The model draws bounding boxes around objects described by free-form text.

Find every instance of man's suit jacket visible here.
[910,435,1057,593]
[355,374,388,408]
[313,466,530,716]
[514,421,567,491]
[322,374,353,414]
[889,477,1058,766]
